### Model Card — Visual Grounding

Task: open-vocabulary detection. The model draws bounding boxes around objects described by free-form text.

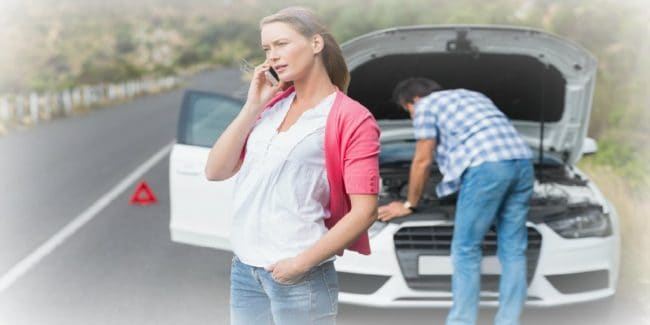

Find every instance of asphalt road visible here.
[0,68,646,324]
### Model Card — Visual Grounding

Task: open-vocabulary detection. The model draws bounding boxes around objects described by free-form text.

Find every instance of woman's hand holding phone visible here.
[244,61,284,114]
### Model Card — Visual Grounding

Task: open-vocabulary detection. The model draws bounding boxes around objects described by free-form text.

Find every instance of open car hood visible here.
[342,25,597,164]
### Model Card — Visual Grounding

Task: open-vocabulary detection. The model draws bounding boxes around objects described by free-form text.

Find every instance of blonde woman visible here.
[204,7,380,325]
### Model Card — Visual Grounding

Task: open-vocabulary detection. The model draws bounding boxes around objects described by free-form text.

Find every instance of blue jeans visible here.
[230,255,338,325]
[446,159,534,325]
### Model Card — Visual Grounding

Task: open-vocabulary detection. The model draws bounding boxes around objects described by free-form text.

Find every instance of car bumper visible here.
[334,221,619,308]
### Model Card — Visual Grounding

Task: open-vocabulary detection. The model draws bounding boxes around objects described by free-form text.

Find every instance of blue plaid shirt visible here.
[413,89,532,197]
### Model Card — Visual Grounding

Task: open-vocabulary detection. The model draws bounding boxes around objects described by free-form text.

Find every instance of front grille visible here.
[395,226,542,255]
[394,225,542,292]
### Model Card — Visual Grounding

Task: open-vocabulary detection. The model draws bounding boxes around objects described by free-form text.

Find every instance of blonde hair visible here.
[260,7,350,93]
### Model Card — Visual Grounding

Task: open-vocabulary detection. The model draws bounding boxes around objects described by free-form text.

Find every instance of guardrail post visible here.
[72,87,81,108]
[42,94,51,119]
[108,84,115,100]
[0,96,10,122]
[54,92,62,117]
[29,92,38,124]
[62,90,72,116]
[0,96,8,134]
[82,86,91,106]
[16,95,25,123]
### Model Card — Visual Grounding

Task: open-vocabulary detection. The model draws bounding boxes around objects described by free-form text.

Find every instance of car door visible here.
[169,90,244,251]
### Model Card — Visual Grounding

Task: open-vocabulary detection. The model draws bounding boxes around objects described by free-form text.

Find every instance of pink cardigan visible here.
[241,86,380,255]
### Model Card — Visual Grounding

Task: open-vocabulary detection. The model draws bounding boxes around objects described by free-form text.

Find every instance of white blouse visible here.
[231,91,336,268]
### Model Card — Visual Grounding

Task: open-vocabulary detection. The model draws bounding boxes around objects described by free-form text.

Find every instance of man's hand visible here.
[377,201,413,222]
[266,257,311,285]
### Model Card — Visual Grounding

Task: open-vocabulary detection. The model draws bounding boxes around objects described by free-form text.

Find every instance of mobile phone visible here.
[265,67,279,86]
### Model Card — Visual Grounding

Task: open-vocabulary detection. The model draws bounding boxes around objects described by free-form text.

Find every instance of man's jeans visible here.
[446,159,534,325]
[230,255,338,325]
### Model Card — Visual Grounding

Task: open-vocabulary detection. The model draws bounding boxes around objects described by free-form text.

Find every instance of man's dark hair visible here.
[392,78,443,107]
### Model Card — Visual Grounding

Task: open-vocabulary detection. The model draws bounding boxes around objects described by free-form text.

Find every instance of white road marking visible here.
[0,142,174,293]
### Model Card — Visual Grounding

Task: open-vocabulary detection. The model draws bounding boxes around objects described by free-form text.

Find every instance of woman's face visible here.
[260,22,321,83]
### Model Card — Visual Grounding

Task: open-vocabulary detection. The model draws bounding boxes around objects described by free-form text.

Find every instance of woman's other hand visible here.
[265,257,311,285]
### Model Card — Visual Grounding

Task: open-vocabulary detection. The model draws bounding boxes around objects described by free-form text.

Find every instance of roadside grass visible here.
[579,159,650,315]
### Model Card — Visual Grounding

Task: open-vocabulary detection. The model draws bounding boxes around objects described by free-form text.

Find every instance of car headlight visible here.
[545,206,612,238]
[368,221,388,238]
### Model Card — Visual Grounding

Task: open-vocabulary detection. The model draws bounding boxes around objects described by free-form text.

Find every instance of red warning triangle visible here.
[129,181,158,205]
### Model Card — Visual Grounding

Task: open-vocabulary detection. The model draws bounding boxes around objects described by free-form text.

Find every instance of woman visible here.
[204,6,380,325]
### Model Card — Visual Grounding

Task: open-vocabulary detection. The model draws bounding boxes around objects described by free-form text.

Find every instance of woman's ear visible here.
[312,34,325,55]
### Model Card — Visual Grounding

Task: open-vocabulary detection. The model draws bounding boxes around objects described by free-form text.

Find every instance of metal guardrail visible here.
[0,76,178,135]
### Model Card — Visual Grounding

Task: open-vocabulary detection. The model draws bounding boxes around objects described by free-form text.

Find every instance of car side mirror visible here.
[582,137,598,156]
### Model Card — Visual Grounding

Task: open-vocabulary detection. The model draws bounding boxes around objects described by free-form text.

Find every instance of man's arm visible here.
[377,138,436,221]
[407,138,436,207]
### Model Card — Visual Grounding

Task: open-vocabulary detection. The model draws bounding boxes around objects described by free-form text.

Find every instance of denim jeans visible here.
[446,159,534,325]
[230,255,338,325]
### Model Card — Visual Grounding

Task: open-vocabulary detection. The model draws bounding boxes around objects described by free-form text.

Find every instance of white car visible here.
[169,25,620,308]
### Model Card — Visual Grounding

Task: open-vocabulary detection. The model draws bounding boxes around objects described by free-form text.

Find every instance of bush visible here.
[585,136,650,191]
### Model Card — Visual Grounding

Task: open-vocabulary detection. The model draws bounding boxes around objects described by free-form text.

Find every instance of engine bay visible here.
[378,159,598,224]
